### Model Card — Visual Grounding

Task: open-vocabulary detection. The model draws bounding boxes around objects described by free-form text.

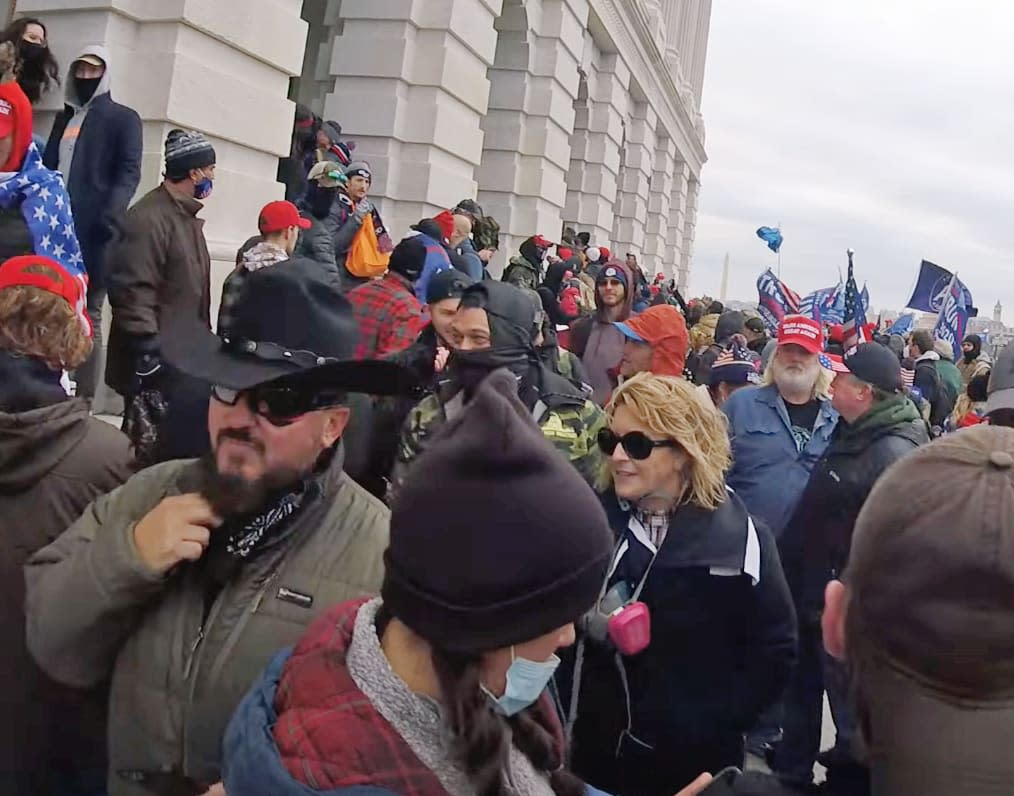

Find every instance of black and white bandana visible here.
[225,488,306,558]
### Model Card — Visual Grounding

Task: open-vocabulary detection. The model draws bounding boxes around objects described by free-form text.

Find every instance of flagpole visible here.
[777,219,782,278]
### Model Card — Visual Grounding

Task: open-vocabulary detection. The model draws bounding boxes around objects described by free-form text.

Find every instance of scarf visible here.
[225,485,307,558]
[241,241,290,272]
[369,205,394,255]
[0,142,85,279]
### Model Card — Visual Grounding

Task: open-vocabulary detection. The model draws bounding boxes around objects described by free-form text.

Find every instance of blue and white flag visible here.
[756,226,783,254]
[885,312,915,337]
[0,142,84,277]
[861,283,871,315]
[934,276,971,361]
[907,260,976,317]
[799,284,839,325]
[756,268,801,332]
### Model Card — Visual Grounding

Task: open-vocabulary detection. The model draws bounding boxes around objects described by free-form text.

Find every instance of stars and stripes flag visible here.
[842,251,869,350]
[0,142,85,276]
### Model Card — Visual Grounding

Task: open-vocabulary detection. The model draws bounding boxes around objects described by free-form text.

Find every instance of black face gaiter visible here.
[74,76,101,105]
[449,282,539,399]
[19,41,49,66]
[308,184,337,220]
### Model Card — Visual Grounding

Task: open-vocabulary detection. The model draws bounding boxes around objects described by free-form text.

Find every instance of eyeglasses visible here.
[597,428,679,460]
[211,384,343,427]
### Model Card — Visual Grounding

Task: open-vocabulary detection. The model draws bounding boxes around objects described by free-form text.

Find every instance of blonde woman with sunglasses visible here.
[560,373,797,796]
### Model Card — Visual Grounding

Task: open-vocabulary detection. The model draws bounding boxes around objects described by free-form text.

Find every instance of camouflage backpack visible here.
[472,214,501,252]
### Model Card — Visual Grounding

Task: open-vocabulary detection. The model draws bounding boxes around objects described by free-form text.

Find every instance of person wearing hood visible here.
[519,285,590,392]
[539,256,583,327]
[774,344,929,791]
[43,45,142,401]
[392,280,606,495]
[958,332,992,387]
[0,254,132,795]
[503,233,553,291]
[569,262,636,405]
[693,310,746,385]
[614,304,691,382]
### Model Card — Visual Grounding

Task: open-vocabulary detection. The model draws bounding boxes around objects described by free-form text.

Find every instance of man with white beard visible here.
[722,315,838,762]
[723,315,838,541]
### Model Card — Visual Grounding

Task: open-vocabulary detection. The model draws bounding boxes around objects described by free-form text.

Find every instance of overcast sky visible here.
[692,1,1014,317]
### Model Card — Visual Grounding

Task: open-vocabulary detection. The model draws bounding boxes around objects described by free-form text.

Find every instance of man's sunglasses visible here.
[597,428,679,460]
[212,384,343,427]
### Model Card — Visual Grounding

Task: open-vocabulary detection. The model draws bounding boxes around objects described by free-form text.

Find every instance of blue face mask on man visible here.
[194,175,213,200]
[483,647,561,717]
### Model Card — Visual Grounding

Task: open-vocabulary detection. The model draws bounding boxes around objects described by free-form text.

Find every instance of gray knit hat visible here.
[165,128,216,180]
[344,160,371,182]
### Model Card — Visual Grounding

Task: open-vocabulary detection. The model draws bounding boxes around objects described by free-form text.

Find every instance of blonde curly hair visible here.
[603,373,732,510]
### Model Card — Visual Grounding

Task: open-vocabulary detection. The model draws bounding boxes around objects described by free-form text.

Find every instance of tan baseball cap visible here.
[846,425,1014,794]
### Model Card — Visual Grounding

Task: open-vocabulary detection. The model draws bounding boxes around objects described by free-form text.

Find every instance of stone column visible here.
[689,0,713,106]
[562,48,631,247]
[478,0,589,272]
[679,175,700,292]
[667,159,690,289]
[642,131,676,277]
[325,0,504,241]
[612,100,657,262]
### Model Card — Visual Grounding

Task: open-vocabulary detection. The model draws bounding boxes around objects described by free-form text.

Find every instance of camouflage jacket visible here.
[502,256,541,292]
[472,215,501,253]
[391,374,606,497]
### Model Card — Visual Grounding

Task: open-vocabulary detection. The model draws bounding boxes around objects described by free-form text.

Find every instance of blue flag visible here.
[906,260,976,316]
[861,283,871,315]
[933,276,970,361]
[756,268,800,331]
[756,226,783,254]
[885,313,915,337]
[799,284,839,325]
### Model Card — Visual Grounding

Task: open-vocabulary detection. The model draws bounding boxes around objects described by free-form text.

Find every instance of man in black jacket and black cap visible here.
[774,344,928,791]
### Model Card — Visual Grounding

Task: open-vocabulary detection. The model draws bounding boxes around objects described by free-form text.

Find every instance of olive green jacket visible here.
[25,450,389,796]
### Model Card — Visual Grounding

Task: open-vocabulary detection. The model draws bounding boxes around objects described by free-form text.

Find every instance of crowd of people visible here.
[3,19,1014,796]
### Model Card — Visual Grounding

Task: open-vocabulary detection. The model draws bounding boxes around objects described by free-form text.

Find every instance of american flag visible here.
[842,252,868,350]
[0,142,84,277]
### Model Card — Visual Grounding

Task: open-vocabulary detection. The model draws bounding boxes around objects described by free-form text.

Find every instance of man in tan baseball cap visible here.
[822,424,1014,795]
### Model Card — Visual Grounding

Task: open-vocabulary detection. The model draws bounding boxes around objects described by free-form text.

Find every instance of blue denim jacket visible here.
[722,384,838,539]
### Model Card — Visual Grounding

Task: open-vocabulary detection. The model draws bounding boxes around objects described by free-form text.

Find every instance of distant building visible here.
[995,301,1003,324]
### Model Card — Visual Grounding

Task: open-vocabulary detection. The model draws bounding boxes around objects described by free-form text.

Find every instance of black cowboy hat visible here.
[164,265,417,394]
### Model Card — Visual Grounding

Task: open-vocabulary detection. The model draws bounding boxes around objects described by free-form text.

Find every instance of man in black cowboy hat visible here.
[25,265,412,796]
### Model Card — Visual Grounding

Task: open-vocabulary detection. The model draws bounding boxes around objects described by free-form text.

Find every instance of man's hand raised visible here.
[133,494,222,575]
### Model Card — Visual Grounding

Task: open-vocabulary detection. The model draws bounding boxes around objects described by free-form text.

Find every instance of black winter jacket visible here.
[779,396,928,620]
[561,489,797,796]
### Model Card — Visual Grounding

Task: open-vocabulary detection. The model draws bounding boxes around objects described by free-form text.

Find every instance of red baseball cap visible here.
[258,201,312,235]
[433,210,455,242]
[0,254,91,335]
[777,314,823,354]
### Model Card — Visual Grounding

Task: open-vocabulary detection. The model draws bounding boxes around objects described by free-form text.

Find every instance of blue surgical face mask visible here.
[483,647,560,717]
[194,174,214,200]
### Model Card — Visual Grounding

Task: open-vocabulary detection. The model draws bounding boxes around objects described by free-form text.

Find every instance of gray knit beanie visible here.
[165,128,216,180]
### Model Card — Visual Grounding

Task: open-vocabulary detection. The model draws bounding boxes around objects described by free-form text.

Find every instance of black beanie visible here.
[164,128,216,181]
[388,237,427,283]
[383,368,614,652]
[426,268,473,305]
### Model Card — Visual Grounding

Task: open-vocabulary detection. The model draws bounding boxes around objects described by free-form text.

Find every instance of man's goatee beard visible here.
[195,453,306,518]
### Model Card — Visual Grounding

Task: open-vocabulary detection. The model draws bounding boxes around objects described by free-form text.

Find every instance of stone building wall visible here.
[21,0,709,296]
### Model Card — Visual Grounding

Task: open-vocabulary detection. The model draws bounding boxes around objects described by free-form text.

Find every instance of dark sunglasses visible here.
[212,384,343,427]
[597,428,679,460]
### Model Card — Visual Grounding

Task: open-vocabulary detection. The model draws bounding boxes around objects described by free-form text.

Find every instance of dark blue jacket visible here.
[560,490,797,795]
[44,93,142,290]
[224,650,613,796]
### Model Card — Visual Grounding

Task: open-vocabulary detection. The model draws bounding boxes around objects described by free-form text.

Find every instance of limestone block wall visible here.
[21,0,308,315]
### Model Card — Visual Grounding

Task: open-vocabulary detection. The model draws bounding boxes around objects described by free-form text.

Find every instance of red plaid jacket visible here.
[347,273,427,360]
[273,598,567,794]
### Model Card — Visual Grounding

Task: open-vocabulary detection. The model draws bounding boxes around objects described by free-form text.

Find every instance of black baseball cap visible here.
[745,317,766,334]
[827,343,903,392]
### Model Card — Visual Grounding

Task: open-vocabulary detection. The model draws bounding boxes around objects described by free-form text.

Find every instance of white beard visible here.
[772,358,819,396]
